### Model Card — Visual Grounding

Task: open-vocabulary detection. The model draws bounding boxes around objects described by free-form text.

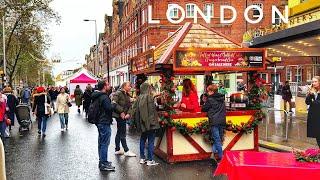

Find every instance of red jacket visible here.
[180,90,200,113]
[0,101,6,122]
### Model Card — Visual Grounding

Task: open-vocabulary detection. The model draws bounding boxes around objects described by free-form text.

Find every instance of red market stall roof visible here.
[130,23,266,75]
[69,69,98,83]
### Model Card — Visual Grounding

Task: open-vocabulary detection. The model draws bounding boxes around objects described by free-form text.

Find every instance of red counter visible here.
[214,151,320,180]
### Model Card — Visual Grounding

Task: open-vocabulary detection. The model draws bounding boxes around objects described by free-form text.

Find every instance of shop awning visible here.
[250,20,320,56]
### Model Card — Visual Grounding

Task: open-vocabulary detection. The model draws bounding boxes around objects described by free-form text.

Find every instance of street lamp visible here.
[83,19,98,75]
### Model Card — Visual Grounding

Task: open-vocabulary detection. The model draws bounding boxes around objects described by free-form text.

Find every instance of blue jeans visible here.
[38,116,48,133]
[115,118,129,152]
[211,125,224,159]
[140,130,156,161]
[97,123,111,166]
[58,113,69,129]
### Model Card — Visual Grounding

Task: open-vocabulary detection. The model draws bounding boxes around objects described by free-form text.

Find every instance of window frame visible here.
[186,3,195,18]
[168,4,179,18]
[204,3,214,18]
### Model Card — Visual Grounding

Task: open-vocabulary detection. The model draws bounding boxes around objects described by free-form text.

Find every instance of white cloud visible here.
[47,0,113,76]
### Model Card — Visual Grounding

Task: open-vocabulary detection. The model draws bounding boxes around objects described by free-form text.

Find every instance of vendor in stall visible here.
[176,79,200,113]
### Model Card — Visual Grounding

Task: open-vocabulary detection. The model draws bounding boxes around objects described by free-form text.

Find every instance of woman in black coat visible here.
[306,76,320,147]
[83,84,93,117]
[32,87,51,137]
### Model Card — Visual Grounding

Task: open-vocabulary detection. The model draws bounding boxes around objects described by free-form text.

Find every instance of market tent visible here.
[68,68,98,97]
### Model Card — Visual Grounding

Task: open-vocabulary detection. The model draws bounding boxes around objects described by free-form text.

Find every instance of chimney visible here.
[108,16,113,34]
[118,0,124,20]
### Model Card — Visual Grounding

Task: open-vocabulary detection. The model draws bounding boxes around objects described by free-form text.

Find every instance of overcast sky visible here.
[47,0,113,76]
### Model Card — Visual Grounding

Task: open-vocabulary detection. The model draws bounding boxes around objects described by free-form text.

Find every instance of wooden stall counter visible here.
[154,110,259,163]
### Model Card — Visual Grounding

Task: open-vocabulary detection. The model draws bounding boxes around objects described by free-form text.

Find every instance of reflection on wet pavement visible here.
[259,108,318,150]
[4,105,214,180]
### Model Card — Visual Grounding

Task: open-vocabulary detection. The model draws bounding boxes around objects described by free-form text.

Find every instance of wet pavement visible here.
[258,108,318,150]
[4,105,214,180]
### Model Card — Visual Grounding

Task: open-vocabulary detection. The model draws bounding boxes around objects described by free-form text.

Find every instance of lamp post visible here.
[83,19,98,76]
[2,16,6,88]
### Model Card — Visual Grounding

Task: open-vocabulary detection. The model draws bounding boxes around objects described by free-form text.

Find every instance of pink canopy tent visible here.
[70,73,97,83]
[68,69,98,98]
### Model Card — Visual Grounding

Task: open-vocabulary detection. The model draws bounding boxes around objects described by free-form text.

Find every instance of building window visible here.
[252,3,263,18]
[286,68,292,81]
[204,4,214,17]
[168,4,179,18]
[259,73,268,83]
[186,4,195,18]
[273,13,281,25]
[307,68,312,81]
[296,68,302,82]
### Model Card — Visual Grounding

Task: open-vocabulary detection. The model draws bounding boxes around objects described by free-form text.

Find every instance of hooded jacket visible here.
[201,93,226,126]
[130,83,160,132]
[91,91,113,124]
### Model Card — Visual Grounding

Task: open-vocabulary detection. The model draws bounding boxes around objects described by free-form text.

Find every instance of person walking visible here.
[56,87,70,131]
[112,82,136,157]
[32,87,51,137]
[83,84,93,118]
[91,80,115,171]
[201,84,226,163]
[21,86,31,105]
[306,76,320,147]
[0,90,8,141]
[282,81,293,112]
[74,85,83,113]
[3,87,19,131]
[130,82,160,166]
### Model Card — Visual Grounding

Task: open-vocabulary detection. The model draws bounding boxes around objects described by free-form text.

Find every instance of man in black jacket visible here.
[202,84,226,162]
[91,80,115,171]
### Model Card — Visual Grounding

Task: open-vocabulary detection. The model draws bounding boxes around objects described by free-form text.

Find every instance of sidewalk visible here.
[258,108,318,151]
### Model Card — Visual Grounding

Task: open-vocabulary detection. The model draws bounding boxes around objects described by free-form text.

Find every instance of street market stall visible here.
[68,68,98,98]
[130,23,267,163]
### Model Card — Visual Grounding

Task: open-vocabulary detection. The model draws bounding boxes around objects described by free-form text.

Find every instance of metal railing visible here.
[265,108,290,142]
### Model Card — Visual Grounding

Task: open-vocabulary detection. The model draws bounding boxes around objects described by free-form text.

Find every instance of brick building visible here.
[102,0,286,87]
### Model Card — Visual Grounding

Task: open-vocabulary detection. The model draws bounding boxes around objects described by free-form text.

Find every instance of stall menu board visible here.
[174,48,265,71]
[131,50,154,73]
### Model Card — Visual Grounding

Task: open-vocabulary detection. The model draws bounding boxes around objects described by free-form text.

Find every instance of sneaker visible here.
[61,128,64,132]
[139,159,146,164]
[65,125,68,130]
[146,160,159,166]
[38,130,41,135]
[124,151,136,157]
[115,150,124,155]
[42,134,46,138]
[99,164,115,171]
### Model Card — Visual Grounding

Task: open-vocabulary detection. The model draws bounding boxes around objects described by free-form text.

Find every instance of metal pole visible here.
[274,63,277,93]
[2,16,6,86]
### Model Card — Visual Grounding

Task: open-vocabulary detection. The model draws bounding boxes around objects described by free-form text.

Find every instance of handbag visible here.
[67,101,72,107]
[45,95,54,115]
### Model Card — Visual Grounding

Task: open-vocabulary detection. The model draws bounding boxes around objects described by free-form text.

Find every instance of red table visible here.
[214,151,320,180]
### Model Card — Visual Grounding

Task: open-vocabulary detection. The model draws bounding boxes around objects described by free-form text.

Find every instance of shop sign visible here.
[131,51,154,73]
[174,49,264,71]
[288,9,320,28]
[272,57,282,62]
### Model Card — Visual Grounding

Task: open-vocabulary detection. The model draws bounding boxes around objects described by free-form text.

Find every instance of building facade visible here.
[102,0,286,87]
[251,0,320,95]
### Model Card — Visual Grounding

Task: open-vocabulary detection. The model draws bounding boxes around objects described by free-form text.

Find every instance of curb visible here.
[259,140,303,152]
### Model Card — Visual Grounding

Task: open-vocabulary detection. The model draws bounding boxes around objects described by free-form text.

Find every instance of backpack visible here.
[22,89,31,99]
[87,96,102,124]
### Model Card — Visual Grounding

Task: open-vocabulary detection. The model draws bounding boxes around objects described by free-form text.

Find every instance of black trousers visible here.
[115,118,129,152]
